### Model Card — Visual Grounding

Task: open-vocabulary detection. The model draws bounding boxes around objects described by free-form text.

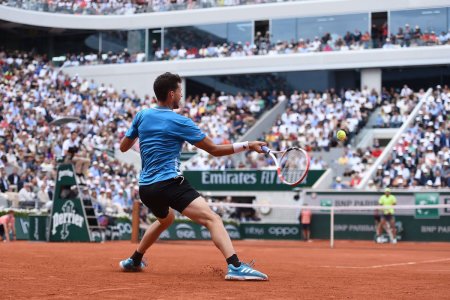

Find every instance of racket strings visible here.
[280,149,307,184]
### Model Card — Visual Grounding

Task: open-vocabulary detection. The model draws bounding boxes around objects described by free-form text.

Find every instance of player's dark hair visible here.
[153,72,181,102]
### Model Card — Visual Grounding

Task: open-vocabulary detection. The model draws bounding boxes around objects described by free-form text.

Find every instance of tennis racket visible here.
[261,146,310,186]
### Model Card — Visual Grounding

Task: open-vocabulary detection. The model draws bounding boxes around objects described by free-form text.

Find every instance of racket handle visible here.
[261,146,270,153]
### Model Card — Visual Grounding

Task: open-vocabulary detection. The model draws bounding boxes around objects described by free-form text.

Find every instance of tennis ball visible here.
[337,130,347,141]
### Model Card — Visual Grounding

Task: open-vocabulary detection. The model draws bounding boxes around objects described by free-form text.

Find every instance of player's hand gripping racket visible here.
[261,146,310,186]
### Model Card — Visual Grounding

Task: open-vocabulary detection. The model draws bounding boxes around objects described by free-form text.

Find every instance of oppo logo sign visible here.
[268,226,299,236]
[175,223,196,239]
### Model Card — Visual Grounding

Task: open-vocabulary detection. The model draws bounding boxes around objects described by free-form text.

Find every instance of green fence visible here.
[6,215,450,242]
[310,215,450,241]
[159,220,241,240]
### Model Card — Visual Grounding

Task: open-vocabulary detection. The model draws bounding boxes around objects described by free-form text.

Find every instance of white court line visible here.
[321,258,450,269]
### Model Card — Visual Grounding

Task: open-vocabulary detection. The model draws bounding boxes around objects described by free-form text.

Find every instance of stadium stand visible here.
[0,49,140,213]
[53,25,450,67]
[375,86,450,188]
[0,0,291,15]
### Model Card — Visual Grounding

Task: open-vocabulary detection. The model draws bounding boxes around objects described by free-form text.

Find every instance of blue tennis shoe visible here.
[119,258,147,272]
[225,260,268,281]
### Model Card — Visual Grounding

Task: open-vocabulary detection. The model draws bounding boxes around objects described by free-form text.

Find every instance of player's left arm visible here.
[194,136,266,157]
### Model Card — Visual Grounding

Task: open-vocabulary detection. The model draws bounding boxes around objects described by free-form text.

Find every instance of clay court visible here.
[2,240,450,299]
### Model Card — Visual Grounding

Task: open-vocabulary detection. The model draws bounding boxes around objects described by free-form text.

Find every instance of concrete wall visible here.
[64,46,450,97]
[1,0,448,29]
[361,68,382,95]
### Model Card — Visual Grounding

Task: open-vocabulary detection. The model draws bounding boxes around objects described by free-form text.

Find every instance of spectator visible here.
[7,168,22,191]
[0,167,9,193]
[332,177,348,190]
[18,183,36,208]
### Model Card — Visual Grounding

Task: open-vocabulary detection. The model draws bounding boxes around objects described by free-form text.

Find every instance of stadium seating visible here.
[1,0,290,15]
[375,87,450,188]
[0,49,140,213]
[52,26,450,67]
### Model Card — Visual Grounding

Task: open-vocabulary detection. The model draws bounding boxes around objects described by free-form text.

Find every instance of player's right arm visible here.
[120,111,140,152]
[4,222,10,242]
[195,136,266,157]
[120,137,137,153]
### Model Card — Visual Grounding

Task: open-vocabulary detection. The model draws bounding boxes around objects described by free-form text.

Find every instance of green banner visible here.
[159,220,241,240]
[310,214,450,241]
[29,215,49,241]
[14,216,29,240]
[240,223,300,240]
[182,170,325,191]
[415,193,440,219]
[49,164,91,242]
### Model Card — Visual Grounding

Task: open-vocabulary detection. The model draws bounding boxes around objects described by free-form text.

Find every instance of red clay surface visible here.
[1,240,450,299]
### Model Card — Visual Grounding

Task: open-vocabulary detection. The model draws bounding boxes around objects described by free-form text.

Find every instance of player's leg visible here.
[302,228,308,241]
[120,182,175,272]
[137,208,175,253]
[182,197,235,258]
[120,209,175,271]
[389,217,397,243]
[384,215,395,241]
[306,225,311,241]
[0,224,4,241]
[182,197,268,280]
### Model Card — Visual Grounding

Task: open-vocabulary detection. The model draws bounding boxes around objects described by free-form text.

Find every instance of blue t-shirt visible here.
[125,107,206,185]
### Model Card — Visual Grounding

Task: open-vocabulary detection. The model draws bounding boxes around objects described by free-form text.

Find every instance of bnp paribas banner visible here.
[308,191,450,216]
[49,164,91,242]
[183,170,325,191]
[159,220,241,240]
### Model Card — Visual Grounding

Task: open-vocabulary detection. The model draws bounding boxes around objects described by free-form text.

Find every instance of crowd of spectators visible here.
[265,87,377,150]
[55,49,146,67]
[154,26,449,62]
[331,140,383,189]
[375,86,450,188]
[1,0,287,15]
[0,49,146,214]
[49,25,450,68]
[373,85,424,128]
[182,90,272,170]
[0,49,277,214]
[388,24,450,48]
[184,86,379,170]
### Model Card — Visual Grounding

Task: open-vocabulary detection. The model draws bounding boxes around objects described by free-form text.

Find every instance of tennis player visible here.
[0,210,16,242]
[378,188,397,244]
[119,72,268,280]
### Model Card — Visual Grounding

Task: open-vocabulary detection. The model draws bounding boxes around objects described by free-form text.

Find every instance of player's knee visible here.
[204,212,222,228]
[159,211,175,228]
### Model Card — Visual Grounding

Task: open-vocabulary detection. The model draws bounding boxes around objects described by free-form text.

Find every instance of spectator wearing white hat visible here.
[113,189,128,213]
[332,177,348,190]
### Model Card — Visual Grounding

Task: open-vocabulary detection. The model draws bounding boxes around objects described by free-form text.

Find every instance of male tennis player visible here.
[119,72,268,280]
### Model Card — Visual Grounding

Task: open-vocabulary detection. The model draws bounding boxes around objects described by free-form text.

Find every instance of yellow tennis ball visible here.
[337,130,347,141]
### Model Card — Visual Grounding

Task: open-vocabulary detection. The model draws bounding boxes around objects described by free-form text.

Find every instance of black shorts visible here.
[302,224,310,230]
[381,214,394,222]
[0,224,4,236]
[139,176,200,219]
[374,216,381,222]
